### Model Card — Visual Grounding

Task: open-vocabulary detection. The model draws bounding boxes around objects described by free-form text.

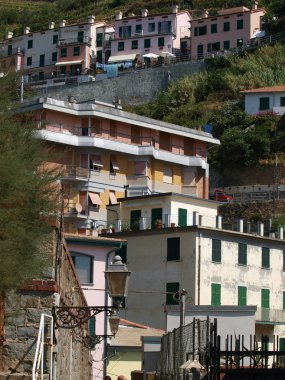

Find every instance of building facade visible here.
[190,3,265,59]
[241,85,285,116]
[109,6,190,64]
[23,97,219,235]
[0,17,114,83]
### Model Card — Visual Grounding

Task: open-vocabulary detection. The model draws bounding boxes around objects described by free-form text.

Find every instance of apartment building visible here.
[0,16,114,82]
[106,193,285,349]
[22,96,219,234]
[109,6,190,64]
[190,2,265,59]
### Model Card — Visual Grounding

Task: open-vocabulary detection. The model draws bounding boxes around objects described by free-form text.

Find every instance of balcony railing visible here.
[0,47,25,58]
[57,36,92,46]
[256,307,285,324]
[61,165,89,180]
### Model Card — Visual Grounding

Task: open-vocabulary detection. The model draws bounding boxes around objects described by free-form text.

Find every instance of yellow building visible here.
[25,97,219,234]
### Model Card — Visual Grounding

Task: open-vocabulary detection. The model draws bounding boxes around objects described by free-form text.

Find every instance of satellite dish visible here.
[75,203,83,213]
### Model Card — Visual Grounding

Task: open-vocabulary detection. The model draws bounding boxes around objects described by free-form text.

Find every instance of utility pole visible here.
[179,289,187,366]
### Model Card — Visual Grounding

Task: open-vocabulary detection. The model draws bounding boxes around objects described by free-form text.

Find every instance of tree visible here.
[0,74,60,296]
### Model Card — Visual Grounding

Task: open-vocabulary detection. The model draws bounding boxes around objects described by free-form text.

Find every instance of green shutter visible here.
[262,247,270,269]
[259,97,270,111]
[280,97,285,107]
[224,40,230,50]
[89,316,96,336]
[211,283,221,306]
[237,19,243,29]
[178,208,187,227]
[283,251,285,271]
[130,209,141,230]
[283,291,285,310]
[211,24,217,33]
[280,338,285,351]
[238,243,247,265]
[238,286,247,306]
[212,239,221,262]
[151,208,162,228]
[261,289,270,308]
[166,282,179,305]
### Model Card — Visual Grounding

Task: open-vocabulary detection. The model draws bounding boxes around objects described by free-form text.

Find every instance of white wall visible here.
[244,91,285,115]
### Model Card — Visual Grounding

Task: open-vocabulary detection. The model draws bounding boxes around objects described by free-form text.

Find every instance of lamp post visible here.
[52,255,131,343]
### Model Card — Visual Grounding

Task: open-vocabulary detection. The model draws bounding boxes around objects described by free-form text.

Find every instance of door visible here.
[178,208,187,227]
[39,54,45,67]
[130,210,141,230]
[151,208,162,229]
[197,44,204,59]
[78,31,84,43]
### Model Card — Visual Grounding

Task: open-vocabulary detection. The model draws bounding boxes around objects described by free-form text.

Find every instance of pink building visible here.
[109,6,191,64]
[190,3,265,59]
[65,234,127,380]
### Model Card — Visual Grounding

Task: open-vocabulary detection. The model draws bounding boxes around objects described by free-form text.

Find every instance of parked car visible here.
[210,188,234,202]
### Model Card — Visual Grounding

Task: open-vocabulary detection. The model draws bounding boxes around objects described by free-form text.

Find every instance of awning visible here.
[109,191,117,204]
[88,192,102,206]
[90,155,103,167]
[108,54,137,63]
[111,159,120,171]
[55,60,83,66]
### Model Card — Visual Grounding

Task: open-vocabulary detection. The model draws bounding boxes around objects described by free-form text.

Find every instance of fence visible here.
[156,318,210,380]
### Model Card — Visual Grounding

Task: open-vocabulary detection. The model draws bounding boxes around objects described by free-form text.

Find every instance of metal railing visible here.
[57,36,92,46]
[256,307,285,324]
[32,313,54,380]
[0,47,25,57]
[61,165,89,180]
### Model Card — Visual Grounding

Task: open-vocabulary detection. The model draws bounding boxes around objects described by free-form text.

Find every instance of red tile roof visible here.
[241,86,285,94]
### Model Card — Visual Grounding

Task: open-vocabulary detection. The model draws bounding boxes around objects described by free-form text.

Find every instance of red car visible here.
[212,189,234,202]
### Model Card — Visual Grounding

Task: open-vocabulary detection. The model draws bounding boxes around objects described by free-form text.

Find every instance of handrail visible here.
[32,313,54,380]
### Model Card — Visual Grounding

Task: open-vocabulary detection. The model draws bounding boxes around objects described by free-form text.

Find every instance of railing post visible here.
[278,226,284,240]
[115,219,121,232]
[139,217,146,230]
[216,215,222,229]
[237,219,244,232]
[164,214,170,228]
[193,211,199,226]
[258,222,264,237]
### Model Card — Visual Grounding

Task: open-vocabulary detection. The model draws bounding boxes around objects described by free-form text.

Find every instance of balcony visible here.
[256,307,285,324]
[0,47,25,58]
[64,201,88,219]
[61,165,89,181]
[57,36,92,46]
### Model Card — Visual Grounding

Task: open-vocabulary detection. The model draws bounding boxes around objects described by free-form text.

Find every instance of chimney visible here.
[116,11,123,20]
[141,9,148,17]
[6,31,13,39]
[252,0,258,10]
[68,95,76,103]
[172,5,179,14]
[24,27,30,35]
[128,12,135,17]
[202,9,209,18]
[49,21,55,30]
[60,20,66,28]
[88,15,95,24]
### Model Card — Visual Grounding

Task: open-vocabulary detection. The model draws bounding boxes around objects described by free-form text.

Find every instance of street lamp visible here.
[52,255,131,341]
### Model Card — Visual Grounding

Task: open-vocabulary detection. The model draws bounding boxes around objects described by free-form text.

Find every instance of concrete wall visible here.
[37,60,205,105]
[244,91,285,115]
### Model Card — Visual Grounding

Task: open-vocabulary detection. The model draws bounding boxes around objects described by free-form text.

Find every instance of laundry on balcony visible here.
[55,60,83,66]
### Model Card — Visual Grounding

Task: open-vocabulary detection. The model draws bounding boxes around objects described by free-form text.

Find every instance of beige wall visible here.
[107,351,141,380]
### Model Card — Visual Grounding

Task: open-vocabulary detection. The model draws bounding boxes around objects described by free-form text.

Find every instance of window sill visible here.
[261,267,270,270]
[238,263,247,267]
[212,260,221,264]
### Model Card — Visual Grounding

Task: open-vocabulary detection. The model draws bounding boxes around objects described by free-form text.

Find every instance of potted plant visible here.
[155,219,163,229]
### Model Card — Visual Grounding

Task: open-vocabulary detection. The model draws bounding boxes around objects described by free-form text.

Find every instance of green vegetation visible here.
[0,73,60,296]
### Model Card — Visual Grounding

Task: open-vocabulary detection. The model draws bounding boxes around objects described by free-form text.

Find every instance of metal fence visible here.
[156,318,210,380]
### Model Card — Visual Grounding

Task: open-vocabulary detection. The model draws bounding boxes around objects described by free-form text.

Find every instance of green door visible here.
[178,208,187,227]
[151,208,162,228]
[130,210,141,230]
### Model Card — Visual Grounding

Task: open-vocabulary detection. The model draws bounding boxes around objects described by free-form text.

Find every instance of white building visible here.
[241,85,285,115]
[105,193,285,350]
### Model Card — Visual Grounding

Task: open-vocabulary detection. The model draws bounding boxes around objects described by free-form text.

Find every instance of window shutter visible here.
[211,283,221,306]
[262,247,270,268]
[166,282,179,305]
[212,239,221,262]
[238,286,247,306]
[238,243,247,265]
[178,208,187,227]
[261,289,270,308]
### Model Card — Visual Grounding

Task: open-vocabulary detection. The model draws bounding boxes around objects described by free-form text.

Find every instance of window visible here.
[223,22,230,31]
[88,192,102,208]
[39,54,45,67]
[238,286,247,306]
[224,40,230,50]
[167,238,180,261]
[96,33,103,47]
[73,46,80,56]
[88,316,96,349]
[194,25,207,36]
[151,208,162,229]
[71,252,93,284]
[110,155,119,174]
[130,209,141,230]
[52,52,57,61]
[119,25,132,38]
[283,250,285,271]
[109,191,117,205]
[8,44,12,56]
[280,97,285,107]
[27,39,33,49]
[116,245,127,264]
[238,243,247,266]
[211,24,217,34]
[283,291,285,310]
[261,288,270,308]
[237,38,243,47]
[158,37,164,47]
[212,239,221,263]
[53,35,58,44]
[166,282,179,305]
[148,23,155,32]
[158,21,171,34]
[163,166,172,184]
[78,31,84,43]
[178,208,187,227]
[97,50,103,63]
[237,19,244,29]
[90,155,103,171]
[134,161,147,176]
[118,42,124,51]
[39,72,44,80]
[61,48,67,57]
[259,97,270,111]
[131,40,138,49]
[144,39,151,48]
[197,44,204,59]
[135,24,142,35]
[27,57,32,66]
[207,42,220,52]
[211,283,221,306]
[262,247,270,269]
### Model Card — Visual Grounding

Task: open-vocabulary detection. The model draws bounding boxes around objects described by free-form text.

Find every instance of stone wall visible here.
[0,229,92,380]
[37,61,205,105]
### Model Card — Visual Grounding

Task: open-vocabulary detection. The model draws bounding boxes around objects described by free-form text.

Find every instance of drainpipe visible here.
[103,244,124,379]
[197,232,201,305]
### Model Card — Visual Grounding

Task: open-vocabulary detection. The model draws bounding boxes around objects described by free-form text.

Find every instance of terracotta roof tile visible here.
[241,85,285,94]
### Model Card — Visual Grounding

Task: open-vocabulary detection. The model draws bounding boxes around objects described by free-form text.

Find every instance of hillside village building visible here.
[109,6,191,64]
[0,16,114,83]
[22,97,219,235]
[190,2,265,59]
[106,193,285,350]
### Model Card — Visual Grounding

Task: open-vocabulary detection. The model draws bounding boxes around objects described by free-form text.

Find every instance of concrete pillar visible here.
[216,215,222,229]
[141,9,148,17]
[139,217,147,230]
[60,20,66,27]
[237,219,244,233]
[24,27,30,35]
[49,22,55,29]
[6,31,13,39]
[278,226,284,240]
[193,212,199,226]
[115,219,121,232]
[258,222,264,237]
[116,11,123,20]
